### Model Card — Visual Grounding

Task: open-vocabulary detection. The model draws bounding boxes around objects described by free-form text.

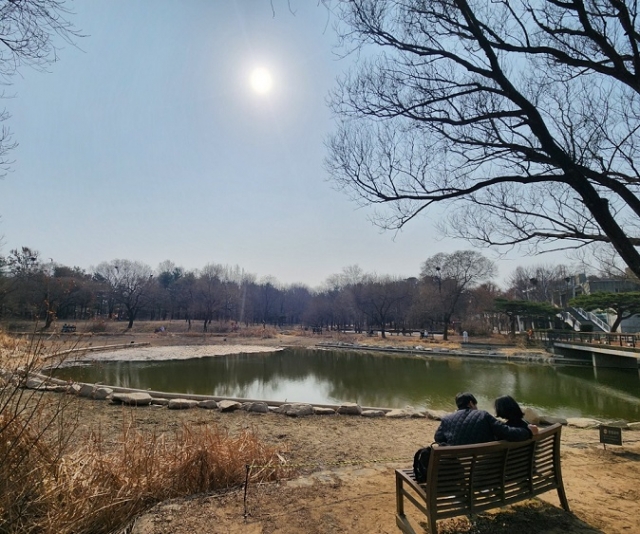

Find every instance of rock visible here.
[78,383,95,398]
[218,400,242,412]
[313,407,336,415]
[603,419,629,428]
[68,383,82,395]
[385,409,408,418]
[540,415,567,426]
[385,407,425,418]
[242,401,269,413]
[151,398,170,406]
[92,386,113,400]
[566,417,602,429]
[197,399,219,409]
[523,407,543,425]
[628,422,640,431]
[25,377,45,389]
[405,406,426,418]
[336,402,362,416]
[361,409,385,417]
[277,403,314,417]
[111,392,153,406]
[425,409,449,421]
[168,398,199,410]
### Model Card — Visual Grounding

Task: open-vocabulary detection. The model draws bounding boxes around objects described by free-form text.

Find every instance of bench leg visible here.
[396,471,405,517]
[557,483,570,512]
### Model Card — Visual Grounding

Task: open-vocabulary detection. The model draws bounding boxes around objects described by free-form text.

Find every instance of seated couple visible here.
[434,392,536,446]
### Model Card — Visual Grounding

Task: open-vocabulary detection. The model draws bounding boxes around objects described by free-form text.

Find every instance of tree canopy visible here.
[570,292,640,332]
[494,298,557,335]
[327,0,640,279]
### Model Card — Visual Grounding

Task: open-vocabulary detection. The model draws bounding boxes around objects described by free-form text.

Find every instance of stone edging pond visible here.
[5,368,639,431]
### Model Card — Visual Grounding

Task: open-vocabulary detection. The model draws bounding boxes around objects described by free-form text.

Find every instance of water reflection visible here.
[50,348,640,420]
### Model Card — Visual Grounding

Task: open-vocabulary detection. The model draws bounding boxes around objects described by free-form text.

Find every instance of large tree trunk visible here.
[443,314,451,341]
[611,316,623,333]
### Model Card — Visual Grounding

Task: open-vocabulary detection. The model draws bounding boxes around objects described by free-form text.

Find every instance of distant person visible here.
[462,331,469,343]
[494,395,529,429]
[434,392,537,446]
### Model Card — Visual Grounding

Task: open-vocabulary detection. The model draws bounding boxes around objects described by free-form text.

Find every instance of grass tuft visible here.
[0,330,290,534]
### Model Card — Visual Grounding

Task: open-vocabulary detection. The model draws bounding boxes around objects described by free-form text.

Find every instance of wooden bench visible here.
[395,423,569,534]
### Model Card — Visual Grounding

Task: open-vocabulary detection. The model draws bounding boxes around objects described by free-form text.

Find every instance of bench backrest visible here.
[426,423,563,520]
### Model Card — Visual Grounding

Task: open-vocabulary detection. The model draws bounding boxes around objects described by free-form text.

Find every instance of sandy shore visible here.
[65,344,283,362]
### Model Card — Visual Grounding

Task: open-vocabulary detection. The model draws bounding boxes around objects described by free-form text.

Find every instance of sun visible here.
[249,67,273,94]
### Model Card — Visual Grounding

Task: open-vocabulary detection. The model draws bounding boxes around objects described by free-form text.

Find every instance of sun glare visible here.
[250,67,273,94]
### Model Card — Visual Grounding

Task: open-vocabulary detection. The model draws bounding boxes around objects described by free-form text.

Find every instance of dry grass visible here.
[35,421,288,534]
[0,330,290,534]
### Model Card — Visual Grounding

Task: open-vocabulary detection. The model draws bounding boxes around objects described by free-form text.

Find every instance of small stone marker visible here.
[599,425,623,448]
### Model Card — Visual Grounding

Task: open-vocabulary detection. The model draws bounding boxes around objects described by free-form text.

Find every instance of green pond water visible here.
[50,348,640,421]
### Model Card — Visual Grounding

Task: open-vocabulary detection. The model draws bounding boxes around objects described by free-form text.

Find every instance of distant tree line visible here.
[0,246,631,335]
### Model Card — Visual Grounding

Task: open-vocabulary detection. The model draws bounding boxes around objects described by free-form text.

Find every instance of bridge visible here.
[538,331,640,369]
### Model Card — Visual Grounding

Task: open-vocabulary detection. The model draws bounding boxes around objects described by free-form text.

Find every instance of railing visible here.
[540,330,640,349]
[558,311,580,331]
[569,307,611,332]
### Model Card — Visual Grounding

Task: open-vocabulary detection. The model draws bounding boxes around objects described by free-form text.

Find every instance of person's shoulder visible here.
[476,409,500,422]
[440,411,457,422]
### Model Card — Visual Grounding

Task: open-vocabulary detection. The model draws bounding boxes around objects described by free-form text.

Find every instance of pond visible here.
[50,347,640,421]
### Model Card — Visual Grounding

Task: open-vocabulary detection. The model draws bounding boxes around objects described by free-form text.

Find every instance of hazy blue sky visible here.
[0,1,567,287]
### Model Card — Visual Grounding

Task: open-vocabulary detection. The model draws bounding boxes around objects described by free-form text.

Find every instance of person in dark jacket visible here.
[494,395,529,429]
[434,392,537,445]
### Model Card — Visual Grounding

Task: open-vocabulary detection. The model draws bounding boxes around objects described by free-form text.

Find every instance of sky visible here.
[0,1,570,289]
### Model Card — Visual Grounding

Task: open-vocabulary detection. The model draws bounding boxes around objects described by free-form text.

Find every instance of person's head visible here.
[494,395,524,421]
[455,392,478,410]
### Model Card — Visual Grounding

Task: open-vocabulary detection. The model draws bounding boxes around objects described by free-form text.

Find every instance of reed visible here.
[0,331,289,534]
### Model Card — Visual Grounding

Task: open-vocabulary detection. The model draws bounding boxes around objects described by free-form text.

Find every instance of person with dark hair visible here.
[494,395,529,429]
[434,392,537,445]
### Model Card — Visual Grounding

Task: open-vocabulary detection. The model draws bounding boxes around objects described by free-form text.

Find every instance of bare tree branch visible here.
[327,0,640,278]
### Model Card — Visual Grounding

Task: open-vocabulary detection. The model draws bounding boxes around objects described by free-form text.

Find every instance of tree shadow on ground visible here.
[430,501,602,534]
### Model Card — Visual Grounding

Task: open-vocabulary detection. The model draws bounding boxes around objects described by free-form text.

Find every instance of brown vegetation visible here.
[0,333,288,534]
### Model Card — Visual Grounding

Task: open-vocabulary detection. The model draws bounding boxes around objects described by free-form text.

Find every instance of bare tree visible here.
[351,274,411,338]
[507,264,570,303]
[0,1,80,179]
[156,260,185,321]
[419,251,496,339]
[328,0,640,278]
[323,265,368,332]
[196,263,223,332]
[3,247,41,321]
[93,260,154,329]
